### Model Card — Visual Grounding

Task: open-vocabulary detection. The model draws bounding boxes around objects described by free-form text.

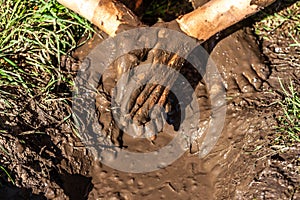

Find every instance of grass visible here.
[0,0,93,97]
[0,0,94,184]
[253,1,300,146]
[0,165,14,185]
[276,79,300,145]
[253,1,300,41]
[0,0,94,128]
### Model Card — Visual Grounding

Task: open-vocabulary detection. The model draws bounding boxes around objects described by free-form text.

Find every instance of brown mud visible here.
[81,26,299,199]
[0,1,299,200]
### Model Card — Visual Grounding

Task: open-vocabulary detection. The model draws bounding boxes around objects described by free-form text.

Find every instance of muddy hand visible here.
[108,22,189,139]
[112,50,186,139]
[60,0,276,142]
[125,52,185,138]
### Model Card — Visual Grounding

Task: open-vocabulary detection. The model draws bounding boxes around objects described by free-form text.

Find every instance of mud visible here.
[78,25,298,199]
[210,28,270,94]
[72,21,299,199]
[0,1,299,200]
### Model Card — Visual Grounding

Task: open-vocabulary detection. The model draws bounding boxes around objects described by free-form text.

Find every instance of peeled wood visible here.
[176,0,275,41]
[58,0,275,41]
[57,0,142,37]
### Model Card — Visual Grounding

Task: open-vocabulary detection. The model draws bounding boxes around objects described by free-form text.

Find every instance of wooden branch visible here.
[176,0,276,41]
[58,0,275,41]
[57,0,142,37]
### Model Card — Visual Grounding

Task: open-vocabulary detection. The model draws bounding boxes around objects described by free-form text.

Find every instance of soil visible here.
[0,1,299,200]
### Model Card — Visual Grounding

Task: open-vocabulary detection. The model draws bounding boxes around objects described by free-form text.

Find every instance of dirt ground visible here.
[0,1,299,199]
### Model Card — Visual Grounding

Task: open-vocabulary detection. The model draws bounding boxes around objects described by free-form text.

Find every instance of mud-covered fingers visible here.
[125,85,145,113]
[116,49,183,136]
[96,93,123,146]
[129,82,169,115]
[144,120,158,140]
[242,67,263,90]
[157,87,170,108]
[128,84,156,116]
[132,85,165,125]
[115,53,140,79]
[128,57,180,129]
[147,49,185,72]
[150,90,169,133]
[144,103,167,140]
[110,49,151,111]
[131,86,168,137]
[136,88,169,139]
[146,49,166,66]
[102,53,139,95]
[126,85,169,138]
[167,54,186,71]
[123,121,145,138]
[124,106,165,139]
[152,113,165,134]
[251,63,270,81]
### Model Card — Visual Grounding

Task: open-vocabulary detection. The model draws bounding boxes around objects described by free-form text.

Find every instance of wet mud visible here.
[72,25,299,199]
[1,2,299,200]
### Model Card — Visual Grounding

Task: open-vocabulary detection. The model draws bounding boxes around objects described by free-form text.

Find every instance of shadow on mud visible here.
[0,182,47,200]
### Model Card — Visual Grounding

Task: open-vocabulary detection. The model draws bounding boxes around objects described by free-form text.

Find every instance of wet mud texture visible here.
[0,101,93,199]
[1,3,299,200]
[73,25,299,199]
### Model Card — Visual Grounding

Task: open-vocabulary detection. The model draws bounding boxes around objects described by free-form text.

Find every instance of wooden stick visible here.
[58,0,275,41]
[176,0,275,41]
[57,0,142,37]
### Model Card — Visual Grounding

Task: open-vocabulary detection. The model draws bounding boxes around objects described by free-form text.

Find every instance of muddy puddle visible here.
[70,23,299,199]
